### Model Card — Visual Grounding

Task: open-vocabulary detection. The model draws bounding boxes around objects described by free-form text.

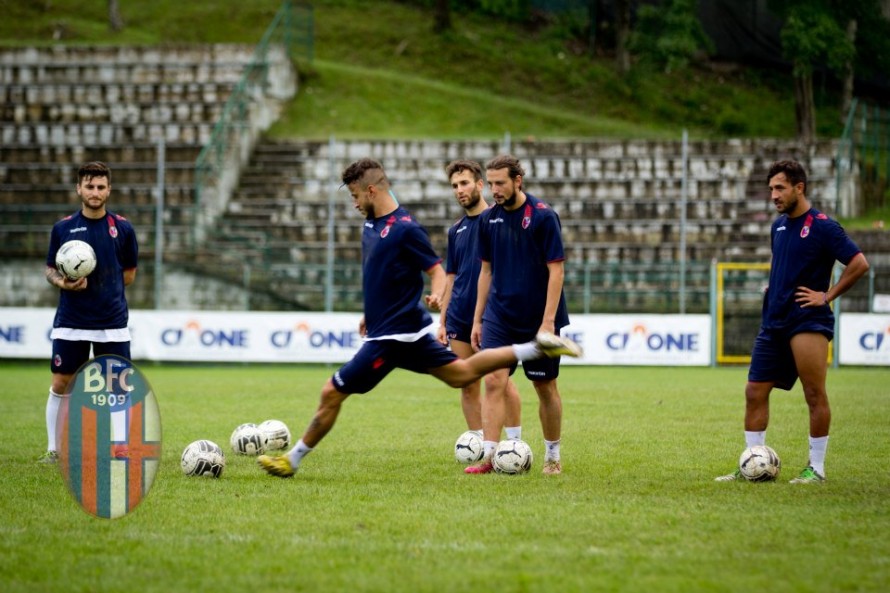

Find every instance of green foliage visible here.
[630,0,714,73]
[1,362,889,592]
[779,9,853,76]
[0,0,847,139]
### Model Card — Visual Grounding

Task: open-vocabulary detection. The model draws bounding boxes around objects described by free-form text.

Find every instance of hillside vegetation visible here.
[2,0,846,140]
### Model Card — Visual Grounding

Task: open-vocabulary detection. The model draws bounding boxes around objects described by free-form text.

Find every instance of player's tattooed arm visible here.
[46,266,87,290]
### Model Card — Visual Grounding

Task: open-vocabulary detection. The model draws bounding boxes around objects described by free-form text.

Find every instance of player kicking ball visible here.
[257,158,582,478]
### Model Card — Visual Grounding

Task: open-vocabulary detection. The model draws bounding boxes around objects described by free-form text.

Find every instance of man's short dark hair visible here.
[445,159,483,182]
[78,161,111,184]
[341,158,388,188]
[767,160,807,194]
[485,155,525,179]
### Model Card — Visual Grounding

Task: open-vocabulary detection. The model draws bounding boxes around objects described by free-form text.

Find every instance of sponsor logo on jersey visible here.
[69,227,87,234]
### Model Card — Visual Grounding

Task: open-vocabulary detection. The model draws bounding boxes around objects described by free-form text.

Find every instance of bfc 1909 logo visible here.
[57,355,161,519]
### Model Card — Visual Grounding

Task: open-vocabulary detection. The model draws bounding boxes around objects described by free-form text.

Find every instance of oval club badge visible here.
[56,355,161,519]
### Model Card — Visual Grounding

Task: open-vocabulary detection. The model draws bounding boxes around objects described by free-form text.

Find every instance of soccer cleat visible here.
[542,460,562,475]
[536,332,583,358]
[37,451,59,464]
[714,469,741,482]
[789,466,825,484]
[257,454,296,478]
[464,458,494,474]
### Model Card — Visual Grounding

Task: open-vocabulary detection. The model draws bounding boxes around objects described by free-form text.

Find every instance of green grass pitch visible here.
[1,361,888,592]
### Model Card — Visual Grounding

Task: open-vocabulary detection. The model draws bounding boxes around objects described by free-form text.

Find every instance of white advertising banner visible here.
[2,308,882,366]
[838,313,890,366]
[561,314,712,366]
[0,308,364,363]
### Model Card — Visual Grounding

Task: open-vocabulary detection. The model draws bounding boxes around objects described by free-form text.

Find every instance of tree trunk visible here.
[794,68,816,144]
[434,0,451,32]
[840,18,857,126]
[614,0,631,74]
[108,0,124,32]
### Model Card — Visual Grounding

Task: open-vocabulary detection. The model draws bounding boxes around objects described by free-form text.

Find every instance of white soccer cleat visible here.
[535,332,583,358]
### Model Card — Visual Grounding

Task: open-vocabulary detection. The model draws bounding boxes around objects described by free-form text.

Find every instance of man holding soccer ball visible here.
[39,161,139,463]
[256,158,582,478]
[715,160,869,484]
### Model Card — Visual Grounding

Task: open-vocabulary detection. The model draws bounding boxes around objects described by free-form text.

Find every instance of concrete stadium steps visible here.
[1,122,214,146]
[0,162,197,185]
[0,182,195,206]
[0,45,255,85]
[0,143,201,164]
[1,81,235,108]
[2,101,226,125]
[210,137,840,300]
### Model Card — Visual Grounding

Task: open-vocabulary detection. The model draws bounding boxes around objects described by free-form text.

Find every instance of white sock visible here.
[808,435,829,476]
[286,439,313,468]
[744,431,766,448]
[483,440,497,459]
[471,429,483,437]
[512,342,540,361]
[111,409,127,443]
[545,439,561,462]
[505,426,522,441]
[46,389,63,452]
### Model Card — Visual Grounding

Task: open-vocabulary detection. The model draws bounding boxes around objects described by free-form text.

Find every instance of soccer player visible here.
[466,155,571,476]
[257,158,582,478]
[39,161,139,463]
[436,159,522,439]
[715,159,869,483]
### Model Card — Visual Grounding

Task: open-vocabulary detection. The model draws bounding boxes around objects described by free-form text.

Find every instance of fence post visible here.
[154,137,166,309]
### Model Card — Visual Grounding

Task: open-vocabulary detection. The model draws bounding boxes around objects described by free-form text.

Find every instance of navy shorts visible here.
[480,319,561,382]
[445,318,472,345]
[331,333,459,395]
[51,339,131,375]
[747,321,833,391]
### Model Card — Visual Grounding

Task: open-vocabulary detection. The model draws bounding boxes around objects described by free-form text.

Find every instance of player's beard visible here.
[463,189,482,211]
[500,188,518,209]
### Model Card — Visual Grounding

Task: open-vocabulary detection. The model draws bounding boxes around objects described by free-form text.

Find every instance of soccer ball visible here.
[258,419,291,451]
[739,445,781,482]
[230,423,265,456]
[181,440,225,478]
[454,430,484,464]
[492,439,533,474]
[55,239,97,280]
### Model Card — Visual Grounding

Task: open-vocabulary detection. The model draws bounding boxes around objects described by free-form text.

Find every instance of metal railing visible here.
[192,1,313,248]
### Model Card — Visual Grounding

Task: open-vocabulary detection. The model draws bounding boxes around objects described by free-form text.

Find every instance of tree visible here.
[614,0,631,74]
[434,0,451,32]
[108,0,124,32]
[769,1,854,143]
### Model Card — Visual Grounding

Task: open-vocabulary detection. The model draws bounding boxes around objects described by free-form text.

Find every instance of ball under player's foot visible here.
[535,332,583,358]
[257,454,296,478]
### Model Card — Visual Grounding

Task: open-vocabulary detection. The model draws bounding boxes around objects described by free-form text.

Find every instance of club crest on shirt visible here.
[380,225,390,238]
[522,204,532,229]
[801,213,814,238]
[109,226,118,238]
